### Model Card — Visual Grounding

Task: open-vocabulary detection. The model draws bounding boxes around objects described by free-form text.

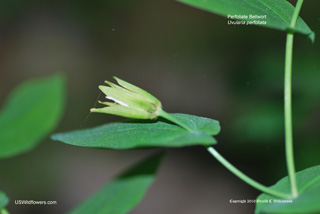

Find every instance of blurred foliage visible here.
[229,52,320,142]
[69,152,163,214]
[0,191,9,209]
[0,74,66,158]
[0,74,65,212]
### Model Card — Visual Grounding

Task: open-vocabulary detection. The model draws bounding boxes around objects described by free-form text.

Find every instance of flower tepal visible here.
[90,77,162,119]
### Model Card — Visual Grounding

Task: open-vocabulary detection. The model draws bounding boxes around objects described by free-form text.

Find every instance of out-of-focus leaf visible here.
[0,190,9,209]
[232,104,283,143]
[0,74,66,158]
[256,165,320,214]
[69,152,164,214]
[52,113,220,149]
[177,0,314,42]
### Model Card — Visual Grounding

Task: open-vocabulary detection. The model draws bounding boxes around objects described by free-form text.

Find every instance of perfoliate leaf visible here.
[177,0,314,42]
[255,165,320,214]
[52,113,220,149]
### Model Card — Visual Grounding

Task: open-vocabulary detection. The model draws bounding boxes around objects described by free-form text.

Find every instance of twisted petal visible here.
[98,85,153,110]
[113,77,162,108]
[91,77,162,119]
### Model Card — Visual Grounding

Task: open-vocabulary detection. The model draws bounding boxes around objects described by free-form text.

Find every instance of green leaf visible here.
[177,0,314,42]
[0,190,9,209]
[69,152,164,214]
[255,165,320,214]
[51,113,220,149]
[0,73,66,158]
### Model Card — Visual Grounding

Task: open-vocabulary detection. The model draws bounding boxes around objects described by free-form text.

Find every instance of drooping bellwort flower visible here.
[91,77,162,119]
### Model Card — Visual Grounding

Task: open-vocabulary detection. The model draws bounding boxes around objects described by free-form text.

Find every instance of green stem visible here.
[290,0,304,28]
[285,32,298,197]
[207,146,291,199]
[158,109,290,198]
[157,109,193,132]
[284,0,304,198]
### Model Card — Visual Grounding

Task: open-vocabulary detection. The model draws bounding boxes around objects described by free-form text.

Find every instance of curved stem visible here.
[207,147,291,199]
[284,0,304,198]
[158,109,290,198]
[290,0,304,28]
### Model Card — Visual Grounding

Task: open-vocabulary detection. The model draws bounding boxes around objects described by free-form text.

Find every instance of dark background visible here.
[0,0,319,213]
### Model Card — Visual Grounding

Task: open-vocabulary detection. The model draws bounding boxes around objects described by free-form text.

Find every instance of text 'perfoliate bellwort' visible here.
[90,77,162,119]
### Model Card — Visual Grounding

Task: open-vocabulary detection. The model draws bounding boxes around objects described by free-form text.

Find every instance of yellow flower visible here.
[91,77,162,119]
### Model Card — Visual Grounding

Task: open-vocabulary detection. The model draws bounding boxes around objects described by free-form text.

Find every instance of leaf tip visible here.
[309,31,315,43]
[50,133,58,141]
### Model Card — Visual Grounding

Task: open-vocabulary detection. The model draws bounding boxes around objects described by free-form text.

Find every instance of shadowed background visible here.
[0,0,319,213]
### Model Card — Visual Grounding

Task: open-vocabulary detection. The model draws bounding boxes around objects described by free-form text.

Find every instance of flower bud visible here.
[90,77,162,119]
